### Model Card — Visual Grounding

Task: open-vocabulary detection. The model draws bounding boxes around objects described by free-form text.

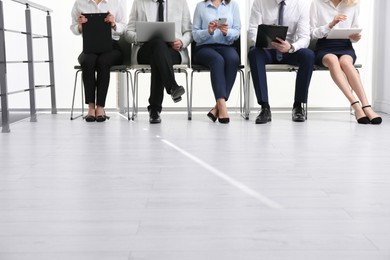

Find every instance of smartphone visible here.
[218,18,227,25]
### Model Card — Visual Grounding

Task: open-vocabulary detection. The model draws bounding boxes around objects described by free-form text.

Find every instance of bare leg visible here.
[322,54,365,121]
[217,98,229,120]
[88,103,96,116]
[96,105,105,117]
[339,55,381,121]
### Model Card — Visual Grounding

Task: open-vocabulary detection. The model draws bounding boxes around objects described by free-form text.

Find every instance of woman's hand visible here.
[349,33,361,42]
[208,20,218,35]
[105,12,116,29]
[77,14,87,33]
[329,14,347,29]
[218,23,228,36]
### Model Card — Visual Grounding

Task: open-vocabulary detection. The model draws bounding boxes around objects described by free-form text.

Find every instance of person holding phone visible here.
[310,0,381,124]
[192,0,241,124]
[248,0,315,124]
[70,0,127,122]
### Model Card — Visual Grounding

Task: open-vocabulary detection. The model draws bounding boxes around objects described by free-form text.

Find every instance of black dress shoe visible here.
[255,108,271,124]
[292,107,306,122]
[149,109,161,124]
[171,85,185,103]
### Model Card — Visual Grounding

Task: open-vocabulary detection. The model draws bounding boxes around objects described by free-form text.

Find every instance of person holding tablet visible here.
[192,0,241,124]
[70,0,127,122]
[248,0,315,124]
[310,0,382,124]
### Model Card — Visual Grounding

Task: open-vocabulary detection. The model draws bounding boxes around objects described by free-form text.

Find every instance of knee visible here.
[323,55,339,69]
[248,47,265,62]
[248,47,257,59]
[298,48,315,63]
[339,57,353,69]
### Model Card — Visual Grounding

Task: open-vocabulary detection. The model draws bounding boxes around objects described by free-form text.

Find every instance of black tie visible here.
[157,0,164,22]
[276,0,285,61]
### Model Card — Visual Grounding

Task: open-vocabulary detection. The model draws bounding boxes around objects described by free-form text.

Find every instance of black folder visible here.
[82,13,112,54]
[255,24,288,48]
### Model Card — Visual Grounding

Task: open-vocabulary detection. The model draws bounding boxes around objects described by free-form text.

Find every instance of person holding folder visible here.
[248,0,315,124]
[192,0,241,124]
[70,0,127,122]
[310,0,382,124]
[125,0,192,124]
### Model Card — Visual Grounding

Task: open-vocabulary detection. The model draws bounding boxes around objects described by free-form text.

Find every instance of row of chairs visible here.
[71,37,361,121]
[70,36,246,121]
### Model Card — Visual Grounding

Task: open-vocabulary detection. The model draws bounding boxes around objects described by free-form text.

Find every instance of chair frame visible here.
[70,37,135,121]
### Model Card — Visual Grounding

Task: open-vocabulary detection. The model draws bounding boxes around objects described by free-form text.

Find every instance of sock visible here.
[260,101,270,110]
[293,101,302,109]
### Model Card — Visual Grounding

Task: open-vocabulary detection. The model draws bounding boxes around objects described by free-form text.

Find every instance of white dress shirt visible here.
[70,0,127,40]
[310,0,360,39]
[248,0,310,51]
[125,0,193,65]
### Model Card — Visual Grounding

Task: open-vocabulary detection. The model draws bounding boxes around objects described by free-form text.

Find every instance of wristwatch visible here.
[288,44,295,53]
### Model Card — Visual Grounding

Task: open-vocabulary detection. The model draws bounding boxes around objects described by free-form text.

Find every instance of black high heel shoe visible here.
[362,105,382,125]
[218,117,230,124]
[84,115,96,122]
[351,101,369,124]
[96,110,110,122]
[207,108,218,122]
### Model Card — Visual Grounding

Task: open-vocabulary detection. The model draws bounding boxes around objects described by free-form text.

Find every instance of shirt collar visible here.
[206,0,227,7]
[276,0,287,5]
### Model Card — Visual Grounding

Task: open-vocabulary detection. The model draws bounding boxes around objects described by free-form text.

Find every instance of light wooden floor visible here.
[1,111,390,260]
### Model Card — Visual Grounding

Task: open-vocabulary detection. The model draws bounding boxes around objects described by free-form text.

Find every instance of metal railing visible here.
[0,0,56,133]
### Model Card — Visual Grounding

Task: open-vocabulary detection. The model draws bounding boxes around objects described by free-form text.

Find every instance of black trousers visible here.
[137,38,181,112]
[78,41,123,107]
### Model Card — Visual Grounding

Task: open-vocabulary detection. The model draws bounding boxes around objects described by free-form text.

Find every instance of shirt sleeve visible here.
[192,3,213,43]
[70,2,81,36]
[248,0,262,47]
[292,1,310,51]
[310,0,331,40]
[112,0,127,36]
[224,1,241,43]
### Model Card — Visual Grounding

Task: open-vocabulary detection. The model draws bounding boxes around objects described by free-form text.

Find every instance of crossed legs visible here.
[323,54,381,123]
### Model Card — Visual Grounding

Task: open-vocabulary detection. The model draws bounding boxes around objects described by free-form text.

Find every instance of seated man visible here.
[125,0,192,123]
[248,0,315,124]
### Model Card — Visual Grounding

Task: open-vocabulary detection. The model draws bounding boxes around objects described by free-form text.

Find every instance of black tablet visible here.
[255,24,288,48]
[82,13,112,54]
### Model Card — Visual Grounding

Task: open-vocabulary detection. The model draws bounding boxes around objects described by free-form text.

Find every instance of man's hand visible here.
[170,39,183,51]
[271,37,291,53]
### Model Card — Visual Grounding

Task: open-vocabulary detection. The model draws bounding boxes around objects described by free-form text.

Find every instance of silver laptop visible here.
[136,21,175,42]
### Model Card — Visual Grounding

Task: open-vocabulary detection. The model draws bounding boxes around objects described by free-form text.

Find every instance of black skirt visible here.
[315,38,357,66]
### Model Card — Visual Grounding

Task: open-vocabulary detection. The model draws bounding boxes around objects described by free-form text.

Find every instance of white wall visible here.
[372,0,390,114]
[2,0,376,111]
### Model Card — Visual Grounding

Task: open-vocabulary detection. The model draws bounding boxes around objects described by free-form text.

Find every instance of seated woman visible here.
[192,0,241,124]
[70,0,126,122]
[310,0,381,124]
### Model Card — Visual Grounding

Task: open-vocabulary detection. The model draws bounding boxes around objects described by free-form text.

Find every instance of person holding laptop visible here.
[125,0,192,124]
[192,0,241,124]
[248,0,315,124]
[310,0,382,124]
[70,0,127,122]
